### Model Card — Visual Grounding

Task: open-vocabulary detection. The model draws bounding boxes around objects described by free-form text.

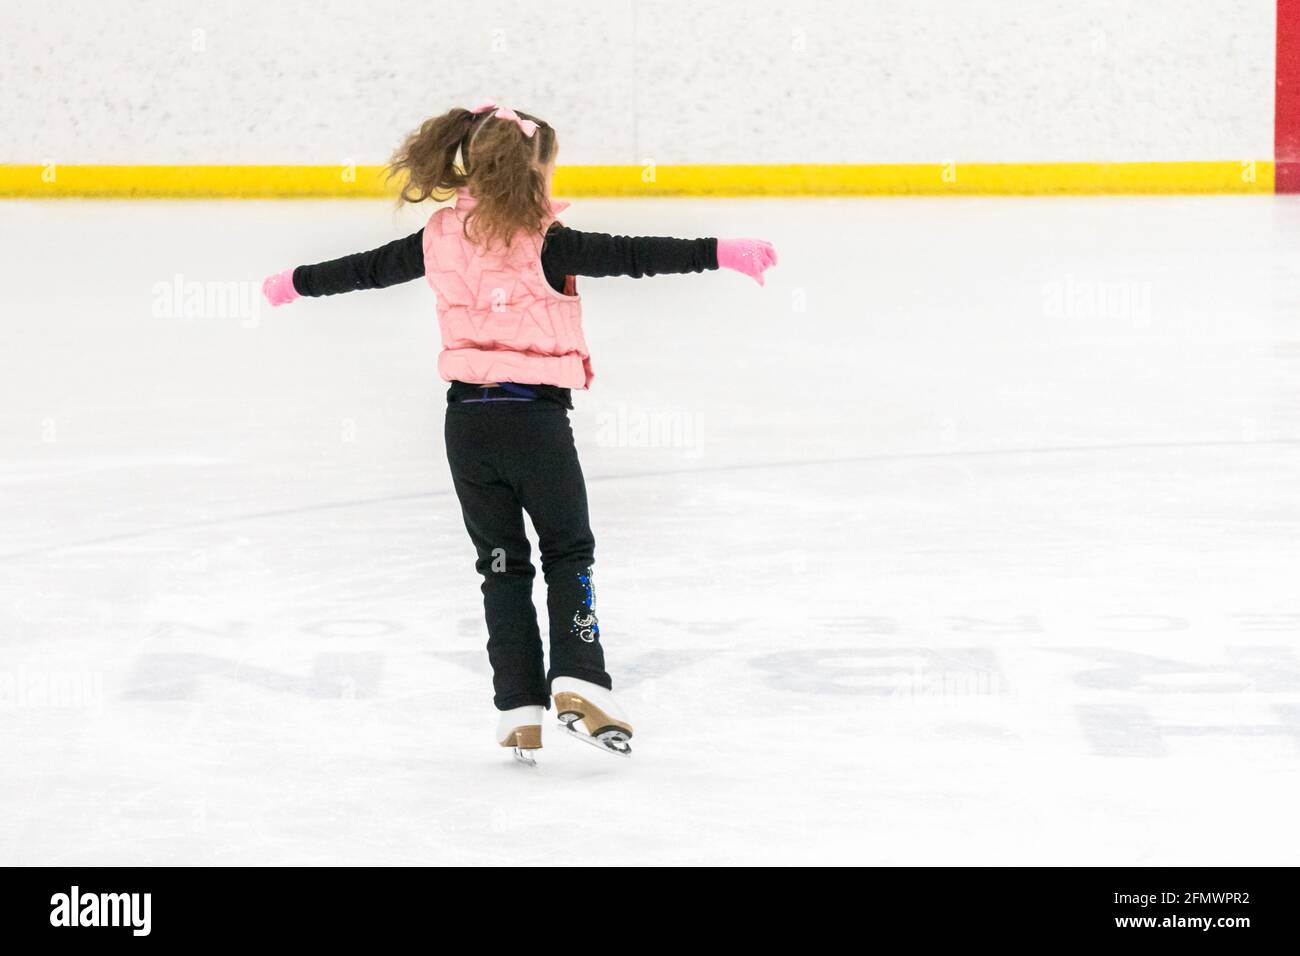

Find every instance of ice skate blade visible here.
[499,725,542,767]
[552,691,632,736]
[559,720,632,756]
[553,690,633,757]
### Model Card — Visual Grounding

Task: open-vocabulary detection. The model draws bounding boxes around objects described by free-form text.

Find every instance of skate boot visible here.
[497,705,543,766]
[552,677,633,757]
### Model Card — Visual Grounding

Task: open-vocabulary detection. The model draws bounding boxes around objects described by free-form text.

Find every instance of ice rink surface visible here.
[2,195,1298,865]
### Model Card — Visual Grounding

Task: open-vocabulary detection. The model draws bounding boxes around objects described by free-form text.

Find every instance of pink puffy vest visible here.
[423,188,592,389]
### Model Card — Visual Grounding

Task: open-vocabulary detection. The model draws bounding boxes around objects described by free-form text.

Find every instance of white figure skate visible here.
[551,677,633,757]
[497,705,544,766]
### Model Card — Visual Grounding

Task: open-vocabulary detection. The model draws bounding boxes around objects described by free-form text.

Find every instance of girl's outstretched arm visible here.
[542,227,776,288]
[263,229,426,306]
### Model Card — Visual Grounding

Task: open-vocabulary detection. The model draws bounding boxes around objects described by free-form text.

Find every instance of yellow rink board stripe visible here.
[0,161,1272,198]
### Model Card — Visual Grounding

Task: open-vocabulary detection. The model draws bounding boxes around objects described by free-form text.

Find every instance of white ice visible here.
[1,196,1298,865]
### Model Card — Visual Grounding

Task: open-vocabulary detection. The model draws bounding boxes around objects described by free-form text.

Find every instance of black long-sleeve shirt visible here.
[292,225,717,297]
[291,225,718,407]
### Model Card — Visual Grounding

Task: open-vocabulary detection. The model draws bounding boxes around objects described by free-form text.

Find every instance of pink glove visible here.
[262,268,300,307]
[717,238,777,286]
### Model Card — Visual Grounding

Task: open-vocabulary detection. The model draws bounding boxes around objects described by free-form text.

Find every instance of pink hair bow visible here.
[470,100,539,138]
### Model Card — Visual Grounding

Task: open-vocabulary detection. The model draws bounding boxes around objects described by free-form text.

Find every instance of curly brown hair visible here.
[386,106,557,250]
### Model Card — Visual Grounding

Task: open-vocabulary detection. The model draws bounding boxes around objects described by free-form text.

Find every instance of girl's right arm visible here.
[263,229,426,306]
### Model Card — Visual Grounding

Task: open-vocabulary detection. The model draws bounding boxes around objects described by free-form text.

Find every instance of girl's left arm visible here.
[542,227,777,287]
[264,229,426,306]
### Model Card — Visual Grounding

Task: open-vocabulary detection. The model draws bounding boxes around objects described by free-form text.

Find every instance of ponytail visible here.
[386,108,476,203]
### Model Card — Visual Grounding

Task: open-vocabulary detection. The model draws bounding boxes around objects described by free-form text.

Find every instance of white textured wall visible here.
[1,0,1276,165]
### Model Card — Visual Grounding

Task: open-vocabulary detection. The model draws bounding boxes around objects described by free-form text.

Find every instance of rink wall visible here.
[1,0,1295,196]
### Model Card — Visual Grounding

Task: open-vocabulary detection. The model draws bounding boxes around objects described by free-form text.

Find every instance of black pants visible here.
[444,399,611,710]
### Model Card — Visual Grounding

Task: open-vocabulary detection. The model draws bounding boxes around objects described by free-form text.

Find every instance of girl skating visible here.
[262,102,776,762]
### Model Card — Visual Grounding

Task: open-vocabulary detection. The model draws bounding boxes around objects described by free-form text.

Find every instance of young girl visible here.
[262,102,776,762]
